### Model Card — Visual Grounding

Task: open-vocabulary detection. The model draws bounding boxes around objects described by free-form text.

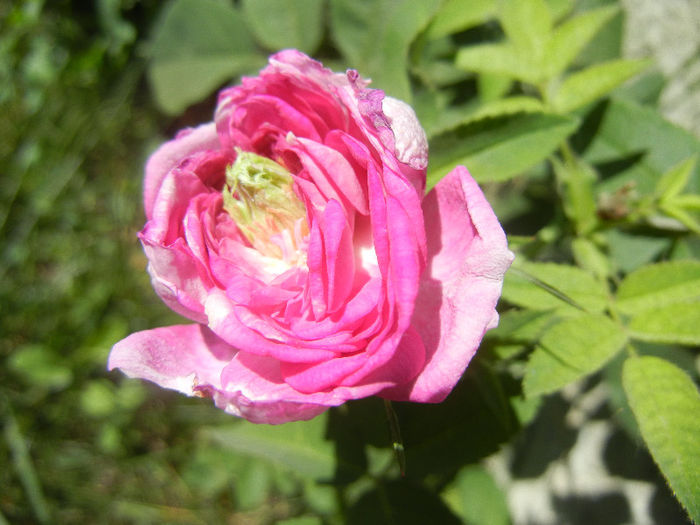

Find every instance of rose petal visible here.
[382,166,513,402]
[144,123,220,220]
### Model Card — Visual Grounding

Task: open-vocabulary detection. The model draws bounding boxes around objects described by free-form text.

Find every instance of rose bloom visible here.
[109,50,513,424]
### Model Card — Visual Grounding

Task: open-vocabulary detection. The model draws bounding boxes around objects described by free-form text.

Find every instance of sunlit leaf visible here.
[524,314,627,397]
[498,0,552,67]
[655,155,697,201]
[502,261,608,313]
[427,113,578,187]
[623,356,700,523]
[615,260,700,315]
[552,59,650,113]
[544,5,619,78]
[628,302,700,346]
[456,43,537,83]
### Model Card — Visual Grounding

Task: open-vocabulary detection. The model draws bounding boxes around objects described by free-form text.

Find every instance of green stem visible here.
[383,400,406,477]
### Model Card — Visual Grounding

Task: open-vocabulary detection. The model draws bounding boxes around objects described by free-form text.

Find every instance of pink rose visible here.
[109,50,513,424]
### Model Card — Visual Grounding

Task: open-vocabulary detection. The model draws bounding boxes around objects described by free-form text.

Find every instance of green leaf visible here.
[241,0,324,54]
[329,0,442,101]
[571,237,610,280]
[655,155,697,201]
[543,5,619,78]
[615,260,700,315]
[148,0,263,114]
[427,113,578,187]
[628,302,700,346]
[498,0,552,66]
[673,193,700,210]
[502,261,609,313]
[202,413,334,480]
[456,43,538,84]
[443,464,510,525]
[577,98,700,195]
[489,309,557,342]
[424,0,496,39]
[524,314,627,397]
[623,356,700,523]
[552,59,649,113]
[658,202,700,234]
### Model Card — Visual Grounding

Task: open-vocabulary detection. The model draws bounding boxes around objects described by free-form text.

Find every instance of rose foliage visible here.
[109,50,512,424]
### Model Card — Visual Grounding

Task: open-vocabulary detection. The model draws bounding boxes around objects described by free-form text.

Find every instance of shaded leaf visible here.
[628,302,700,346]
[348,479,461,525]
[523,313,627,397]
[202,413,334,480]
[552,59,650,113]
[576,98,700,195]
[443,464,510,525]
[394,360,517,480]
[623,356,700,523]
[427,113,578,187]
[148,0,262,114]
[615,260,700,315]
[242,0,324,54]
[424,0,495,39]
[329,0,442,101]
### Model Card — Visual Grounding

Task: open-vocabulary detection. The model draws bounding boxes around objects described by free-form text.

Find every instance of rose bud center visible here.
[222,149,309,268]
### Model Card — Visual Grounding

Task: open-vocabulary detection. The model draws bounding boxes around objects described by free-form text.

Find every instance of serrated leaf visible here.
[628,302,700,346]
[427,113,578,187]
[502,261,609,312]
[487,309,557,343]
[203,413,334,480]
[329,0,442,101]
[524,314,627,397]
[623,356,700,523]
[456,43,538,83]
[242,0,324,54]
[498,0,552,64]
[615,260,700,315]
[544,5,619,78]
[148,0,262,114]
[552,59,649,113]
[655,155,697,201]
[425,0,496,39]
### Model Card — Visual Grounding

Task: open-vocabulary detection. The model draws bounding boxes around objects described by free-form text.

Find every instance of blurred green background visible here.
[2,0,699,523]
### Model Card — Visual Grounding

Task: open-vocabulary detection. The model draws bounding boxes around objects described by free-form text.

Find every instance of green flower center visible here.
[222,149,308,262]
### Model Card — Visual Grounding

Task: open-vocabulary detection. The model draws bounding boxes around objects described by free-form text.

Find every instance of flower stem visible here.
[383,399,405,477]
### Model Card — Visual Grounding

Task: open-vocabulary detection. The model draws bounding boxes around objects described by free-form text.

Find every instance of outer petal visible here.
[143,123,220,220]
[108,324,236,395]
[381,166,513,403]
